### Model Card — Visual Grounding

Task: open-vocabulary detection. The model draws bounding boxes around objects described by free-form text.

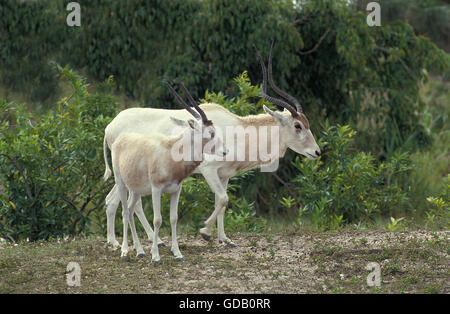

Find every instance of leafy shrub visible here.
[424,176,449,229]
[287,122,412,230]
[203,71,267,116]
[0,65,117,241]
[387,217,406,231]
[225,172,267,233]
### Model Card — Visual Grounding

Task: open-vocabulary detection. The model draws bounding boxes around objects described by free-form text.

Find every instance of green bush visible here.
[0,65,117,241]
[287,122,412,230]
[424,175,449,229]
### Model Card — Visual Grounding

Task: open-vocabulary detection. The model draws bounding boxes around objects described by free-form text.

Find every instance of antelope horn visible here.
[179,83,211,124]
[267,40,303,113]
[163,80,201,120]
[254,45,299,117]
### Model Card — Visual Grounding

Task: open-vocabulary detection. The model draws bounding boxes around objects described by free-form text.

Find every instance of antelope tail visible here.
[103,136,112,181]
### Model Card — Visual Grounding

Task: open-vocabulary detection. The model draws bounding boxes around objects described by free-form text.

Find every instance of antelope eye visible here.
[295,124,302,130]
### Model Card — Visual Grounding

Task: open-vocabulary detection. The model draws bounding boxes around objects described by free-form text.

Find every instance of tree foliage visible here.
[353,0,450,52]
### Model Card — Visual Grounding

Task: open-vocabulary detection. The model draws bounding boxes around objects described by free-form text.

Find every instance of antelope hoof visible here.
[120,255,129,261]
[137,253,146,258]
[220,240,237,248]
[200,228,212,241]
[158,242,166,248]
[176,257,184,262]
[200,233,211,242]
[108,240,121,250]
[152,259,161,265]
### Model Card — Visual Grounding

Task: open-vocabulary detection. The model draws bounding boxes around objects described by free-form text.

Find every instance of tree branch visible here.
[373,45,416,79]
[271,172,288,186]
[299,29,331,55]
[271,172,297,195]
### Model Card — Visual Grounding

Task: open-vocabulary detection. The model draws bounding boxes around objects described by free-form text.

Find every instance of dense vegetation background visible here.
[0,0,448,241]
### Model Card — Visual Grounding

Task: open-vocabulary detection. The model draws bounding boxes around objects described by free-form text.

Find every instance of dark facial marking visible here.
[203,120,213,127]
[294,113,310,129]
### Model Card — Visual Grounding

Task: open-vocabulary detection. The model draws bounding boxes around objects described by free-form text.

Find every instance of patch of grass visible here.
[420,282,445,294]
[306,231,449,293]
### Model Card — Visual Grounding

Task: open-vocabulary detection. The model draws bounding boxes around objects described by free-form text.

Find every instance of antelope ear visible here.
[187,119,200,130]
[170,117,188,127]
[263,105,288,125]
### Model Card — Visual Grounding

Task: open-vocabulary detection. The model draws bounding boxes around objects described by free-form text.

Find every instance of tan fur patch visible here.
[239,113,276,127]
[199,103,232,113]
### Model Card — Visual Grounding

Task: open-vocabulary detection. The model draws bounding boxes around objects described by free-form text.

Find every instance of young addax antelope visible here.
[107,82,227,262]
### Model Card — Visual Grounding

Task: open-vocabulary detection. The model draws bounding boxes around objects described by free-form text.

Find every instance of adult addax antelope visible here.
[103,42,320,248]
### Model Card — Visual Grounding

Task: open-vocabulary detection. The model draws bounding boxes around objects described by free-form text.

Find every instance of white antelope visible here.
[103,43,321,248]
[105,82,226,262]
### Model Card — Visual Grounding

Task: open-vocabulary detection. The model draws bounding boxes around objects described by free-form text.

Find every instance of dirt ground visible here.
[0,229,448,293]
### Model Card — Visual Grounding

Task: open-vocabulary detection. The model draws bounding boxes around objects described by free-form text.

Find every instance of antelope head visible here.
[165,81,227,159]
[255,42,321,160]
